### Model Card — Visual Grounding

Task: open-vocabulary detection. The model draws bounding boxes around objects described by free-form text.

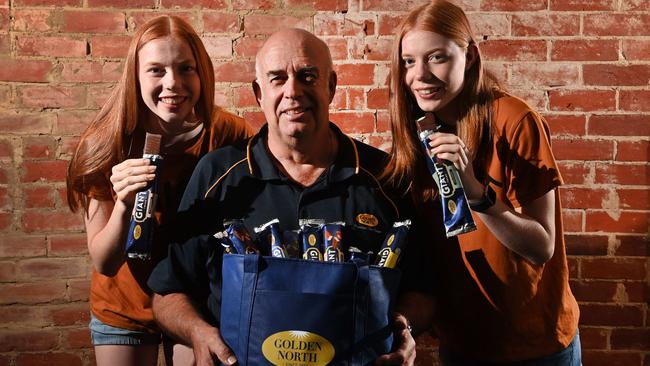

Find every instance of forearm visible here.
[85,200,131,275]
[152,292,213,346]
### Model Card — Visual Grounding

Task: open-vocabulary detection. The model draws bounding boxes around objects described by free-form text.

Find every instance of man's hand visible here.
[190,325,238,366]
[374,313,416,366]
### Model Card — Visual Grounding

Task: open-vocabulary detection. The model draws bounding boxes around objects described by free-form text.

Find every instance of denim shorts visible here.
[89,314,161,346]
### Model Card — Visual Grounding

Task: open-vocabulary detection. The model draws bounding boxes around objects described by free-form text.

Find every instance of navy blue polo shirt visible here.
[148,123,438,325]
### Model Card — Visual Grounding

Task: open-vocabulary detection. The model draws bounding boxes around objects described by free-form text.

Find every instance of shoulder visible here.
[492,92,549,140]
[350,138,389,171]
[209,107,255,145]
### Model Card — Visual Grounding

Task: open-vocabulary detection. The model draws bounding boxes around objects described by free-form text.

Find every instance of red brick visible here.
[367,134,392,153]
[468,13,509,37]
[0,186,8,209]
[330,112,375,134]
[62,328,92,349]
[570,280,619,302]
[579,327,608,350]
[201,36,232,59]
[364,38,393,61]
[559,162,591,184]
[348,88,365,110]
[242,111,266,130]
[87,85,111,109]
[614,235,649,257]
[285,0,347,10]
[232,0,273,9]
[564,234,608,256]
[67,279,91,301]
[622,40,650,61]
[62,10,125,33]
[331,89,346,110]
[13,9,54,32]
[481,0,546,11]
[512,13,580,36]
[544,114,586,136]
[214,61,255,83]
[19,86,86,109]
[586,211,650,234]
[375,110,390,132]
[335,64,374,86]
[595,163,648,185]
[22,160,68,183]
[585,14,650,36]
[553,138,614,160]
[611,328,650,350]
[201,11,239,33]
[49,234,88,256]
[60,137,81,157]
[0,281,67,304]
[561,187,609,209]
[0,330,59,352]
[549,90,616,112]
[620,90,650,112]
[510,64,580,88]
[17,36,86,58]
[233,86,257,108]
[234,37,264,58]
[22,210,84,233]
[0,212,10,230]
[550,0,616,10]
[619,188,650,210]
[582,351,642,366]
[377,14,404,36]
[0,112,54,135]
[0,140,11,159]
[585,65,650,86]
[323,38,348,61]
[562,209,583,232]
[15,0,79,4]
[580,303,645,326]
[315,14,375,37]
[622,0,650,10]
[367,88,388,110]
[88,0,154,6]
[128,12,198,32]
[0,35,8,55]
[17,258,89,280]
[509,89,546,112]
[0,165,9,184]
[162,0,226,7]
[61,61,123,83]
[55,110,94,136]
[0,235,47,257]
[213,88,233,108]
[0,59,53,83]
[589,114,650,137]
[90,35,131,58]
[0,306,44,326]
[0,8,8,30]
[362,0,424,11]
[46,303,90,326]
[23,186,55,209]
[23,136,55,159]
[16,352,83,366]
[481,40,547,62]
[244,15,309,35]
[552,40,618,61]
[0,261,15,281]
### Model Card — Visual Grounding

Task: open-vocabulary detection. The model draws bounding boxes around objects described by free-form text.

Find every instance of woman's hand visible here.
[109,158,157,206]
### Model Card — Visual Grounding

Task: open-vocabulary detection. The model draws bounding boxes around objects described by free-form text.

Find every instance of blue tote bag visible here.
[220,254,402,366]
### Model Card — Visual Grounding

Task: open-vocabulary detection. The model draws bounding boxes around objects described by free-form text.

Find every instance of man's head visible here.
[253,28,337,148]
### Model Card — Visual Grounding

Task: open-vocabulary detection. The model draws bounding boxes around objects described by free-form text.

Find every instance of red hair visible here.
[382,0,499,204]
[66,15,215,213]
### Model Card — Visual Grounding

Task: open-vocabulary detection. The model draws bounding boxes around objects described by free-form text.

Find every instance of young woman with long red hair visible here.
[385,1,581,365]
[66,15,251,366]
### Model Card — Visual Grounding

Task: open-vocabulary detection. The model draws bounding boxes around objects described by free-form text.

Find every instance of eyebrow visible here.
[265,66,320,77]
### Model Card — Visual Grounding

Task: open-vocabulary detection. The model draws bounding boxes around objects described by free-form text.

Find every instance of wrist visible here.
[469,185,496,212]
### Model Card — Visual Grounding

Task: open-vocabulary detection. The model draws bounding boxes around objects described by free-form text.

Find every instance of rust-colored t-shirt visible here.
[433,94,580,362]
[89,108,252,333]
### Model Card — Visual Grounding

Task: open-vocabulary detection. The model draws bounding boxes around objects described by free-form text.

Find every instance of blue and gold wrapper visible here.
[282,229,301,259]
[299,219,324,261]
[416,114,477,237]
[375,220,410,268]
[225,220,259,254]
[254,219,287,258]
[323,222,345,263]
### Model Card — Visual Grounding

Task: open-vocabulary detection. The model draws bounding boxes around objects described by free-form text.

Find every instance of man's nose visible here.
[283,76,303,98]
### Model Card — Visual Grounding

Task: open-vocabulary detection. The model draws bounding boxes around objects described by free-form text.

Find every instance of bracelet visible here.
[469,185,496,212]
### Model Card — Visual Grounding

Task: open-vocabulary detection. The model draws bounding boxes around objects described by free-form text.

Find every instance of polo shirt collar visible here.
[246,122,360,183]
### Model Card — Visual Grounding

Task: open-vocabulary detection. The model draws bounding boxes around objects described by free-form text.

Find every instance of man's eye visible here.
[303,74,316,83]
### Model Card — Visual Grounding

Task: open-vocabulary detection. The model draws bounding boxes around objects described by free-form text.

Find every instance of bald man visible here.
[148,29,437,366]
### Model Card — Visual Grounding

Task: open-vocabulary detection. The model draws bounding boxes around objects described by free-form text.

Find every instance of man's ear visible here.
[252,80,262,106]
[328,71,338,103]
[465,43,478,71]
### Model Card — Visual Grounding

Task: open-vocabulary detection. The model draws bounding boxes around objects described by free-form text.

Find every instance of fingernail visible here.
[227,356,237,365]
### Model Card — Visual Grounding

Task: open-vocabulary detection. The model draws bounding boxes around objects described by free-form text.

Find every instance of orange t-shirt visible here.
[432,94,580,362]
[89,108,252,333]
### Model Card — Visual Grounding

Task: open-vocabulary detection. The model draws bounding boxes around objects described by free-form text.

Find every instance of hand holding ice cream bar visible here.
[416,113,476,237]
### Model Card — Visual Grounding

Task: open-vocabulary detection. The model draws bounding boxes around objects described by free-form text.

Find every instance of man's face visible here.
[254,36,336,146]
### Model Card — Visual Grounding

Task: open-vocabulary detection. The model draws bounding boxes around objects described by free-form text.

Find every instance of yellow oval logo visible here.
[356,213,378,227]
[262,330,335,366]
[133,225,142,240]
[447,199,457,215]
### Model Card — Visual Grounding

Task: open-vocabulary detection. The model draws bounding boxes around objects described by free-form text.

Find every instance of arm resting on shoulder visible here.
[152,293,237,366]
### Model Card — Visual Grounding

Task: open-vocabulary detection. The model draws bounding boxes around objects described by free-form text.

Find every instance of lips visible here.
[414,86,443,98]
[159,96,187,105]
[281,106,311,119]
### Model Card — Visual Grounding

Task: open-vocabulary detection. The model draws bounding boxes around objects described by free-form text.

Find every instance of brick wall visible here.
[0,0,648,365]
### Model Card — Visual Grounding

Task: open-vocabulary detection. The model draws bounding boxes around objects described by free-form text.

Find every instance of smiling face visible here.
[138,36,201,135]
[401,30,472,123]
[253,29,336,148]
